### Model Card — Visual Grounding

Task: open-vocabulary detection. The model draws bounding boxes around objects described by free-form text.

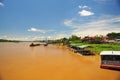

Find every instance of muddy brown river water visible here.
[0,42,120,80]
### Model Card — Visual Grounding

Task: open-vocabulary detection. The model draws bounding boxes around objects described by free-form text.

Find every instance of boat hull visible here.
[100,64,120,70]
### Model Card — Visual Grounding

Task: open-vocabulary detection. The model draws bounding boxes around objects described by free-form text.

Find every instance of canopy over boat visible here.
[76,45,90,49]
[70,43,81,47]
[100,51,120,55]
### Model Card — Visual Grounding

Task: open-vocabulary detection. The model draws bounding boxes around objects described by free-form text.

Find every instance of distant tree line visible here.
[50,32,120,44]
[0,32,119,44]
[0,39,20,42]
[46,35,80,45]
[107,32,120,39]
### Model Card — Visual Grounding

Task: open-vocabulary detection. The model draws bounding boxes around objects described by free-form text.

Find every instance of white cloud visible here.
[64,16,120,36]
[55,34,69,39]
[78,5,89,9]
[94,0,112,4]
[0,35,47,41]
[0,2,4,6]
[0,32,70,41]
[28,27,46,33]
[47,34,69,40]
[78,10,94,16]
[64,19,74,27]
[94,0,109,2]
[28,27,55,33]
[72,28,120,37]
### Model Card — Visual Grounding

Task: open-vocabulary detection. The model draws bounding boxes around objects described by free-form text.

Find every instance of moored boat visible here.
[30,43,40,47]
[44,43,48,46]
[69,44,94,55]
[100,51,120,70]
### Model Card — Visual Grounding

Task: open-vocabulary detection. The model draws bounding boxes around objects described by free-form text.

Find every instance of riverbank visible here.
[69,42,120,54]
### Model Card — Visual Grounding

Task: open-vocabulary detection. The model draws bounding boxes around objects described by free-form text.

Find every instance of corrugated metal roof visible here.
[76,45,90,48]
[100,51,120,55]
[70,43,81,47]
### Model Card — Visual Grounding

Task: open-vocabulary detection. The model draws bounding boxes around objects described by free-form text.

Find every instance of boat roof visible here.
[77,45,90,49]
[70,43,81,47]
[100,51,120,55]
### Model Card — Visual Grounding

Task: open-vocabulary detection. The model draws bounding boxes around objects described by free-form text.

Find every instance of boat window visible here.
[101,55,120,61]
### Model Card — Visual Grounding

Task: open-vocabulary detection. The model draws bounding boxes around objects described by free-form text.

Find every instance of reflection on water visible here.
[0,42,120,80]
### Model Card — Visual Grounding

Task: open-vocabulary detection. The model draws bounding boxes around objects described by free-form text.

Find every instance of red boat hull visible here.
[100,64,120,70]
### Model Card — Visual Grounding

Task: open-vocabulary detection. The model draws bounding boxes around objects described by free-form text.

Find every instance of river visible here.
[0,42,120,80]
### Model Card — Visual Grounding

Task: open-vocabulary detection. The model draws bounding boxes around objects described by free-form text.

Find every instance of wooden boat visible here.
[44,43,48,46]
[69,44,94,55]
[30,43,40,47]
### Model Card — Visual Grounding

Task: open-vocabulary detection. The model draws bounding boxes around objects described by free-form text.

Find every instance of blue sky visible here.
[0,0,120,40]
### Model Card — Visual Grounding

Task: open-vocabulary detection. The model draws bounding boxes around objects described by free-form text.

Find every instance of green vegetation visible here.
[58,32,120,55]
[69,35,80,41]
[69,42,120,54]
[107,32,120,39]
[86,44,120,54]
[0,39,20,42]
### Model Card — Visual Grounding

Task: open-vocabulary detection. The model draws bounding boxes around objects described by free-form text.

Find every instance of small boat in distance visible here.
[30,43,40,47]
[44,43,48,46]
[29,42,48,47]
